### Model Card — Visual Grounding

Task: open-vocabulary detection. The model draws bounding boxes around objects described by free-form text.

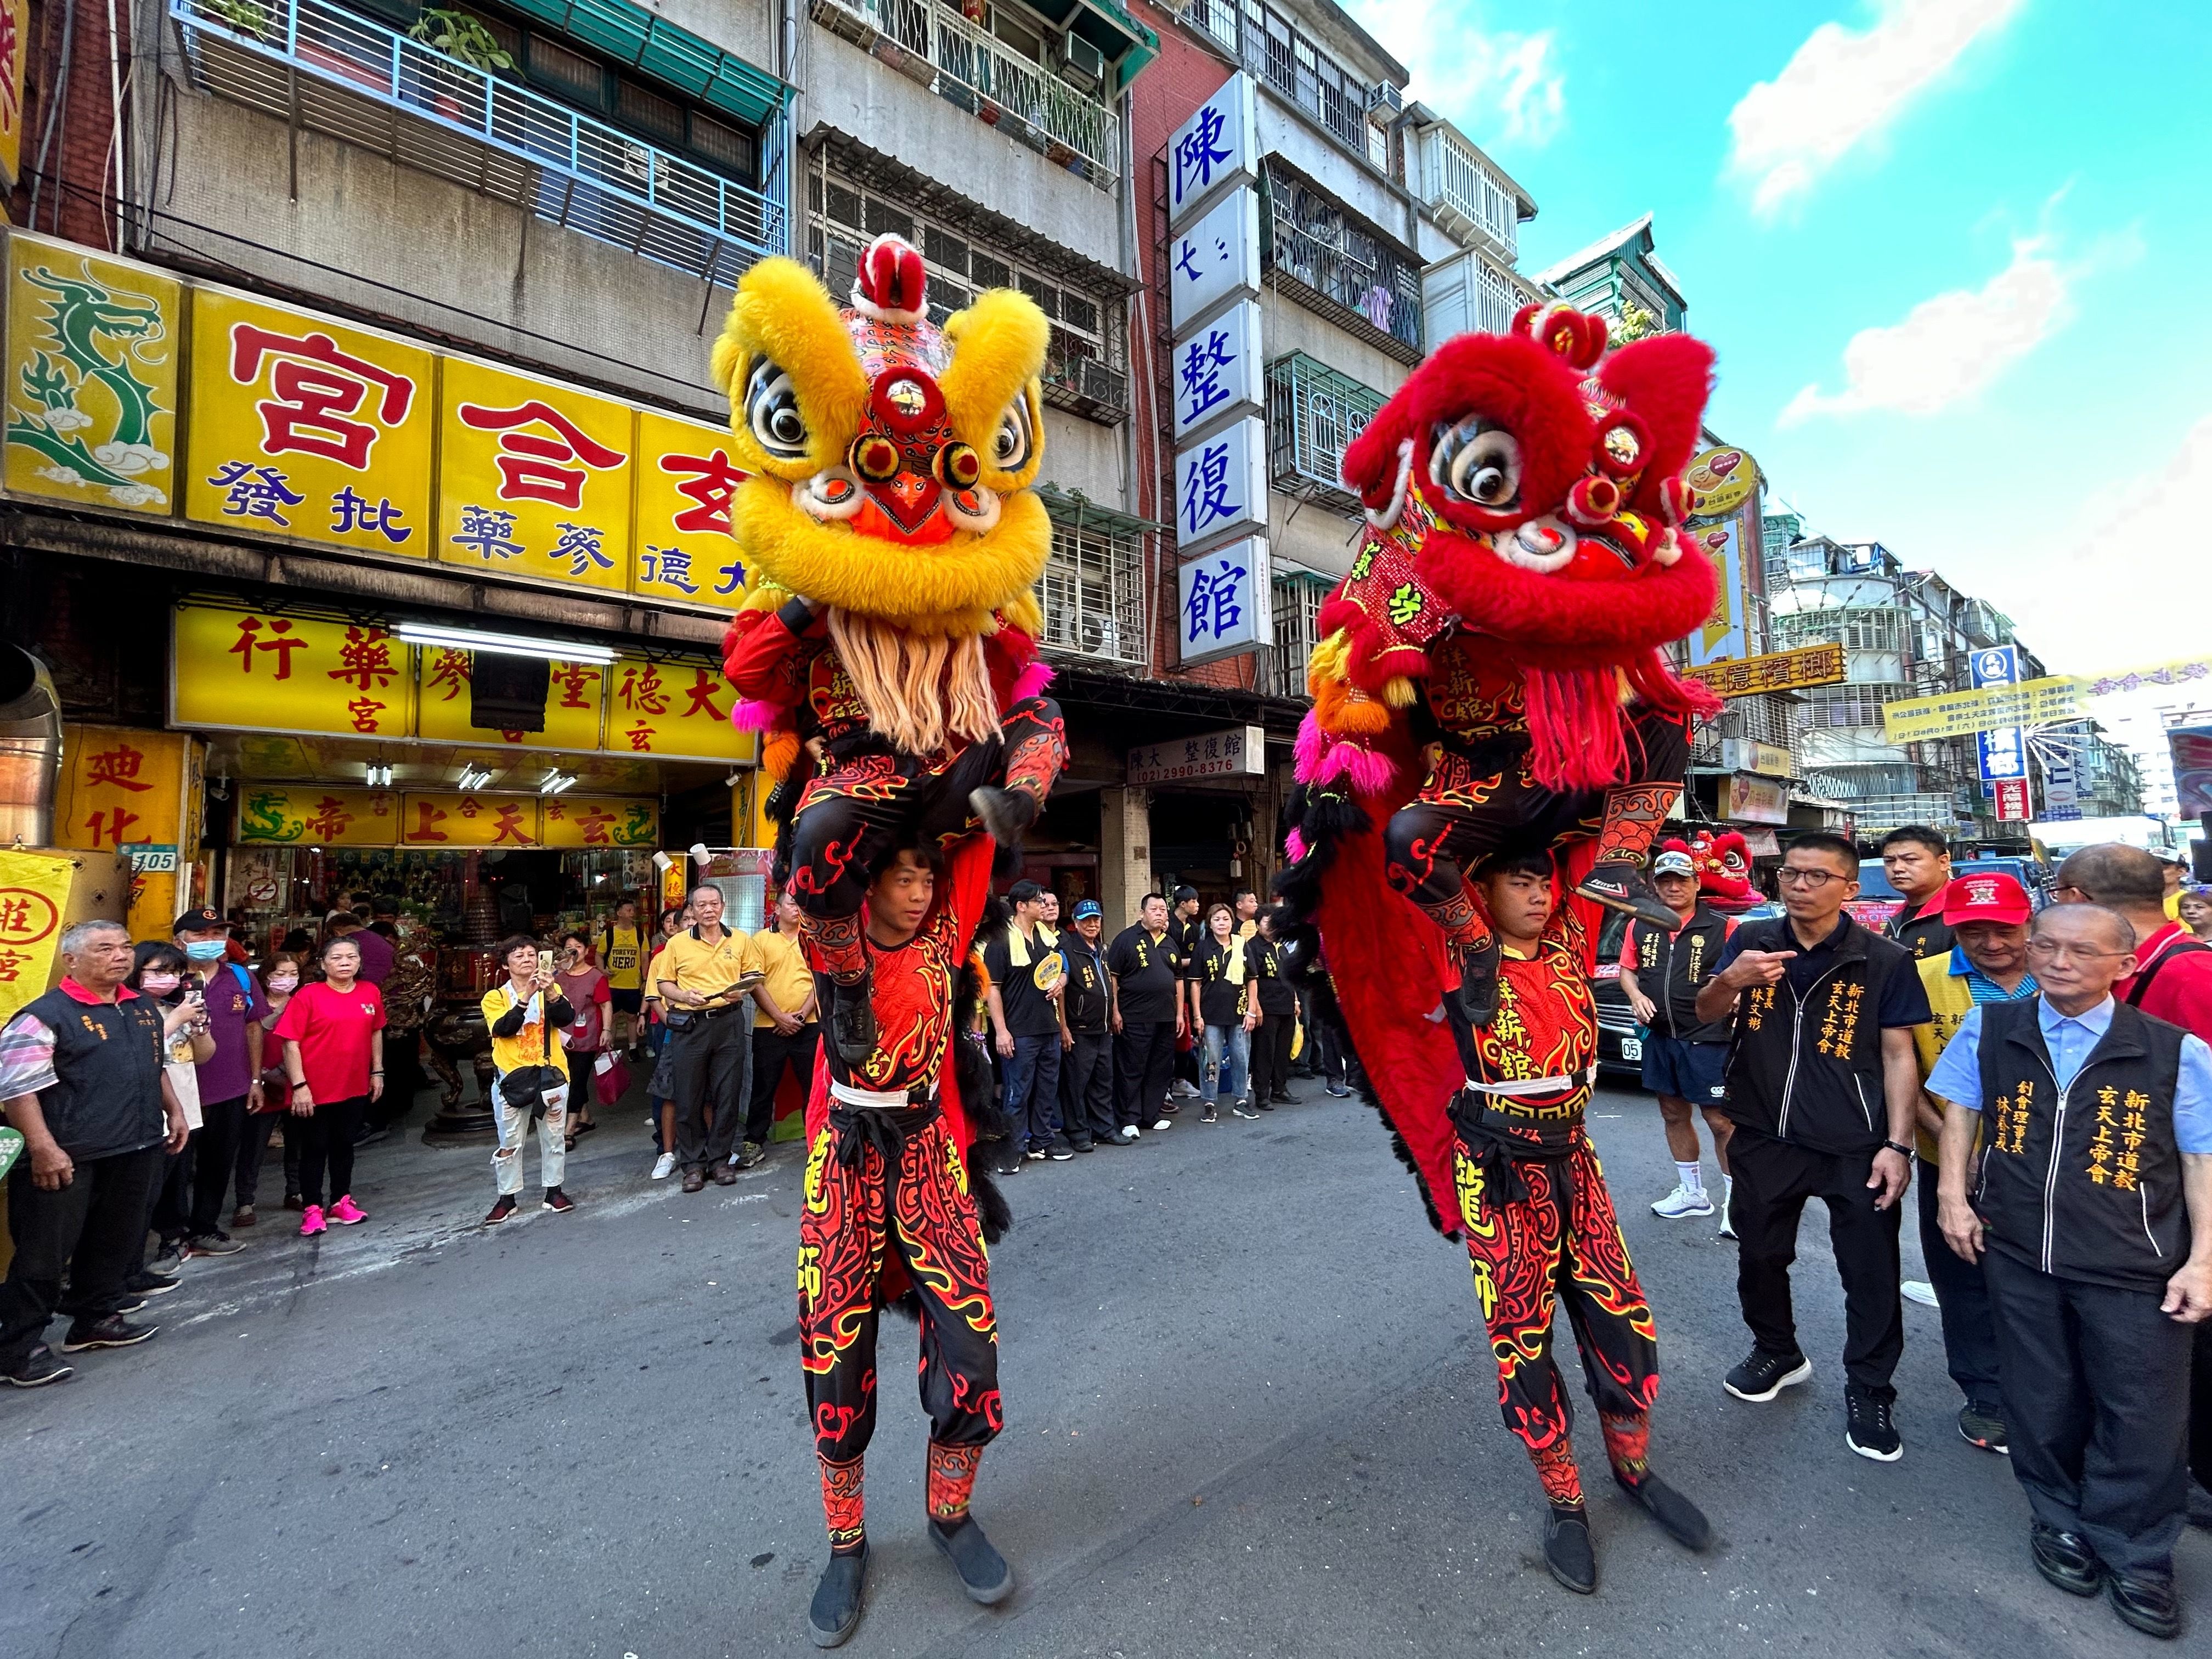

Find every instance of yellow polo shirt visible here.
[654,926,761,1005]
[753,927,815,1029]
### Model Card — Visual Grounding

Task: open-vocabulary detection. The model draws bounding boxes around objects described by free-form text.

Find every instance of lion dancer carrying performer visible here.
[710,235,1061,1645]
[1276,302,1726,1590]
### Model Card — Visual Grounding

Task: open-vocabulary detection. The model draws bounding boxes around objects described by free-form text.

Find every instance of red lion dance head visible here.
[1661,830,1757,911]
[1337,303,1722,791]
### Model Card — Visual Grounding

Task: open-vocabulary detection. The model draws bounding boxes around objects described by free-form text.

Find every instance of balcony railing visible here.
[811,0,1119,190]
[1265,216,1422,361]
[1415,126,1519,262]
[1265,351,1382,512]
[1037,489,1148,668]
[1182,0,1370,159]
[171,0,787,285]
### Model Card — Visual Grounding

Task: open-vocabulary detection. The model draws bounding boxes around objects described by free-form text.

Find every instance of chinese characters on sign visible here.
[1171,300,1261,444]
[233,786,399,846]
[0,849,75,1024]
[1970,644,2028,785]
[50,724,200,935]
[1126,726,1265,787]
[187,289,435,557]
[1680,642,1847,699]
[4,235,180,514]
[1166,74,1257,227]
[607,656,749,762]
[1992,778,2031,822]
[1174,418,1268,550]
[173,606,416,740]
[635,410,749,612]
[1176,537,1272,668]
[1168,188,1261,334]
[415,650,606,751]
[1880,675,2088,744]
[540,796,659,849]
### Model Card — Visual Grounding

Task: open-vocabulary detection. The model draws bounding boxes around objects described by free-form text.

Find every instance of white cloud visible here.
[1780,239,2069,424]
[1342,4,1565,148]
[1726,0,2025,216]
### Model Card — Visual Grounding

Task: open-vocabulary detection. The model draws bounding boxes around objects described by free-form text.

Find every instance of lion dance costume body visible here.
[713,234,1061,1642]
[1276,303,1722,1590]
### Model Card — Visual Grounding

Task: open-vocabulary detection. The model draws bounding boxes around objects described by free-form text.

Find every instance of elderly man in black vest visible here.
[0,919,191,1388]
[1930,902,2212,1641]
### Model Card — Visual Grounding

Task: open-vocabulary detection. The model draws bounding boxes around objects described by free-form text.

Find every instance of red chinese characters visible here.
[663,448,746,535]
[228,616,306,679]
[84,743,152,793]
[232,324,417,470]
[458,400,626,509]
[326,626,399,692]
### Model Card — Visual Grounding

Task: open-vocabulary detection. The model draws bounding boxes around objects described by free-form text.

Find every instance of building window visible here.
[1771,607,1902,654]
[1262,161,1423,360]
[1265,351,1382,511]
[1271,573,1327,698]
[808,163,1128,421]
[1184,0,1372,160]
[1037,490,1148,667]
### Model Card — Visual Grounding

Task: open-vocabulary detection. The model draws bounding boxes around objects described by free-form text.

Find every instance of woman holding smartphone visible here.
[480,936,577,1224]
[273,935,385,1237]
[554,929,612,1149]
[1183,904,1260,1124]
[129,943,218,1275]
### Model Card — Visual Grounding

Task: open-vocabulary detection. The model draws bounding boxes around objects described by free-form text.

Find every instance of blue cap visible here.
[1072,900,1102,920]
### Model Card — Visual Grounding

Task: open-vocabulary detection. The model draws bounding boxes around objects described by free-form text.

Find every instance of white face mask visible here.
[140,973,182,996]
[268,975,299,993]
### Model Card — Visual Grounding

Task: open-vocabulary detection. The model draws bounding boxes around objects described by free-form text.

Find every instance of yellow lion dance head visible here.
[711,233,1051,644]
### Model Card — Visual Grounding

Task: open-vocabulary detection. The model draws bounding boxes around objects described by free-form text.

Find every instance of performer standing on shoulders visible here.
[798,841,1011,1647]
[1452,851,1711,1594]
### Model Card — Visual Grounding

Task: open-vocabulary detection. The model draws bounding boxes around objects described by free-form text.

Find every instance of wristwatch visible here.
[1882,1138,1914,1159]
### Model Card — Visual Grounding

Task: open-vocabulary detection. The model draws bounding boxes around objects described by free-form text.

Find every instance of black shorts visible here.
[1641,1035,1728,1104]
[610,988,643,1014]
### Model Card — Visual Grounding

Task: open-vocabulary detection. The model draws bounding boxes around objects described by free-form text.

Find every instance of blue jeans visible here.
[1200,1024,1249,1105]
[1002,1030,1064,1151]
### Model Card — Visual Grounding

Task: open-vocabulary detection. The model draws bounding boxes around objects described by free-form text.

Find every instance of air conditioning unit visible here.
[1079,357,1127,412]
[1367,80,1403,115]
[1062,34,1106,93]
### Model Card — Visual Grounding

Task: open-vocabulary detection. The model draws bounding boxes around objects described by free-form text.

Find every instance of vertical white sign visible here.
[1177,536,1272,667]
[1169,187,1261,334]
[1167,74,1258,228]
[1171,298,1263,444]
[1174,416,1268,551]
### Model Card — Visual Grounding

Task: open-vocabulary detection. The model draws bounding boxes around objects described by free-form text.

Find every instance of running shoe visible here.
[328,1195,368,1225]
[542,1187,575,1214]
[483,1195,517,1226]
[651,1152,676,1181]
[1723,1347,1811,1402]
[1844,1386,1903,1462]
[1651,1184,1714,1219]
[298,1204,327,1238]
[60,1314,158,1352]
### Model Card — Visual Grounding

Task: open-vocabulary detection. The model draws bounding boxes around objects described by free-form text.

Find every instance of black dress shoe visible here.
[828,973,878,1067]
[1542,1508,1596,1594]
[2029,1522,2101,1598]
[808,1544,867,1647]
[1613,1470,1712,1551]
[2107,1570,2182,1639]
[929,1515,1014,1605]
[1576,860,1681,930]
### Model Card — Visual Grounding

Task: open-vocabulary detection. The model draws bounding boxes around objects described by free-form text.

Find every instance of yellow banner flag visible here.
[0,848,79,1023]
[1881,676,2089,743]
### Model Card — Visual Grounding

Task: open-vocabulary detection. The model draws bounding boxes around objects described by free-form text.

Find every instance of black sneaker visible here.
[146,1243,185,1279]
[1199,1103,1218,1124]
[1542,1508,1596,1594]
[929,1515,1015,1605]
[2107,1571,2182,1639]
[541,1187,575,1213]
[1230,1099,1261,1120]
[808,1543,867,1647]
[828,973,878,1068]
[483,1195,517,1226]
[1613,1469,1712,1551]
[2,1345,74,1387]
[114,1296,148,1316]
[185,1231,246,1257]
[1844,1386,1903,1462]
[966,785,1038,847]
[1575,860,1681,930]
[2029,1522,2102,1598]
[1457,938,1500,1027]
[60,1314,158,1353]
[1958,1403,2008,1455]
[1046,1137,1075,1161]
[127,1270,181,1297]
[1723,1347,1812,1402]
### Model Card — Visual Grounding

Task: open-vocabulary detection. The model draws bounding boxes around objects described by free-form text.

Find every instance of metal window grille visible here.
[1269,574,1326,699]
[810,0,1120,189]
[1265,351,1382,510]
[1036,494,1148,667]
[1415,126,1517,261]
[1262,161,1423,359]
[806,163,1127,420]
[1182,0,1372,159]
[171,0,788,285]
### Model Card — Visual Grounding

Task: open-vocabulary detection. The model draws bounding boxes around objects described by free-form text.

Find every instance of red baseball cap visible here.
[1940,872,2031,926]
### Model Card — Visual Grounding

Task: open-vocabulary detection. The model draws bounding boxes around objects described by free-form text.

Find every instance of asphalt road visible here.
[4,1080,2202,1658]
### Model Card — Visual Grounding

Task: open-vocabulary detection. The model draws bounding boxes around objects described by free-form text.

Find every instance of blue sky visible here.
[1340,1,2209,680]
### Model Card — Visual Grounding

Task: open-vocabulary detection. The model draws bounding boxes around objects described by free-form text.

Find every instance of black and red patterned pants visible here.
[800,1107,1001,1549]
[1454,1130,1661,1507]
[1382,708,1689,947]
[790,696,1065,980]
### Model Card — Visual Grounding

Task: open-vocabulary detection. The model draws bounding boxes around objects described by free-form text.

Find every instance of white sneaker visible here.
[651,1152,676,1181]
[1118,1126,1141,1143]
[1150,1118,1173,1131]
[1717,1212,1737,1240]
[1170,1079,1200,1098]
[1901,1279,1940,1308]
[1651,1183,1715,1219]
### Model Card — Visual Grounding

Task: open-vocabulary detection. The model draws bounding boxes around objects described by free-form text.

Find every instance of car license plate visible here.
[1619,1037,1643,1061]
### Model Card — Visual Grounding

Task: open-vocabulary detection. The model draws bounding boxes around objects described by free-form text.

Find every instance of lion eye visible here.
[744,358,809,460]
[991,398,1034,472]
[1432,417,1523,511]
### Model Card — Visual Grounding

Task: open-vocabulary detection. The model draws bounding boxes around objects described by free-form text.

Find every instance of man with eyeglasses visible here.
[1928,903,2212,1640]
[1695,831,1931,1462]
